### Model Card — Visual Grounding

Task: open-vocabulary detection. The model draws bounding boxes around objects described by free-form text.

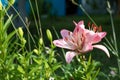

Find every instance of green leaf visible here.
[29,65,41,75]
[52,63,61,71]
[26,51,33,61]
[3,30,17,47]
[7,54,17,66]
[92,68,100,80]
[45,62,49,68]
[17,65,25,74]
[3,15,13,32]
[33,58,42,65]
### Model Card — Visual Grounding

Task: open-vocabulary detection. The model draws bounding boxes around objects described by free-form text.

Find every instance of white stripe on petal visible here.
[53,39,76,50]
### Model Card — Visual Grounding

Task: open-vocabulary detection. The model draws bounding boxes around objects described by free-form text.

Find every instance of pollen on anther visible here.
[98,26,102,32]
[91,24,95,28]
[88,22,91,27]
[93,26,98,32]
[68,31,71,35]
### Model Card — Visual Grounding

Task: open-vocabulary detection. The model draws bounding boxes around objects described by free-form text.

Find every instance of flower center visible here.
[76,33,85,52]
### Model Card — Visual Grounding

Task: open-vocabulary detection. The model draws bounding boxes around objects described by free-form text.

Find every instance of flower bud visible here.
[18,27,23,38]
[33,49,39,55]
[39,37,43,45]
[21,38,26,45]
[46,29,52,41]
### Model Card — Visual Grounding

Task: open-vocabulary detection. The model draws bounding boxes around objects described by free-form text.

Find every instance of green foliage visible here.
[0,1,61,79]
[61,55,100,80]
[0,0,118,80]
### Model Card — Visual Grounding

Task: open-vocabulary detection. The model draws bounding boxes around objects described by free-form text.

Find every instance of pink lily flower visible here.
[53,20,110,63]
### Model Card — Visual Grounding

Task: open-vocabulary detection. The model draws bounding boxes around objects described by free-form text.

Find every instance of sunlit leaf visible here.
[17,65,25,74]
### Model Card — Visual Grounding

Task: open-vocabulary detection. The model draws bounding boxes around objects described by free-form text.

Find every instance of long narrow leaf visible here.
[3,14,13,32]
[3,30,16,47]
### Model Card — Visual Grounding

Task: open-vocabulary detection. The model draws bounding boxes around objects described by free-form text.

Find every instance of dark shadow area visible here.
[66,0,78,15]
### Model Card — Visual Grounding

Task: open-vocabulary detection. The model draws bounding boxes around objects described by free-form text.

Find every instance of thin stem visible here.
[29,0,39,36]
[107,7,120,78]
[107,1,120,74]
[78,5,97,26]
[29,0,45,48]
[35,0,43,38]
[5,10,17,32]
[9,3,36,45]
[104,37,118,56]
[109,13,118,54]
[72,0,97,26]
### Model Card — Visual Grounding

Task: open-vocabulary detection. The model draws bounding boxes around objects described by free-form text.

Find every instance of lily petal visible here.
[65,51,76,63]
[92,32,106,43]
[97,32,107,38]
[73,25,84,35]
[80,43,93,53]
[85,30,96,43]
[93,45,110,57]
[53,39,76,50]
[61,29,72,38]
[77,20,85,29]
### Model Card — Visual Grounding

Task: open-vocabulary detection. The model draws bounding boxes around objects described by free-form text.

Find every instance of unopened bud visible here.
[46,29,52,41]
[33,49,39,55]
[21,38,26,45]
[39,38,43,45]
[18,27,23,38]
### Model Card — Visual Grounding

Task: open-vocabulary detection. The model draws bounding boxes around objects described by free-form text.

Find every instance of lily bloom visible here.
[53,20,110,63]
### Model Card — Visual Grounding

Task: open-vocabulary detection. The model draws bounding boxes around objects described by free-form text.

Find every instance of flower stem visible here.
[72,0,97,26]
[109,13,118,54]
[108,2,120,75]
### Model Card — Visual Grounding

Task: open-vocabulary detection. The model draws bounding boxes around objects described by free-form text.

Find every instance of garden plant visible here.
[0,0,119,80]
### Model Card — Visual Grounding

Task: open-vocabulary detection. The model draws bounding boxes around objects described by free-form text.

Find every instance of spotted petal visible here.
[85,30,107,44]
[61,29,72,38]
